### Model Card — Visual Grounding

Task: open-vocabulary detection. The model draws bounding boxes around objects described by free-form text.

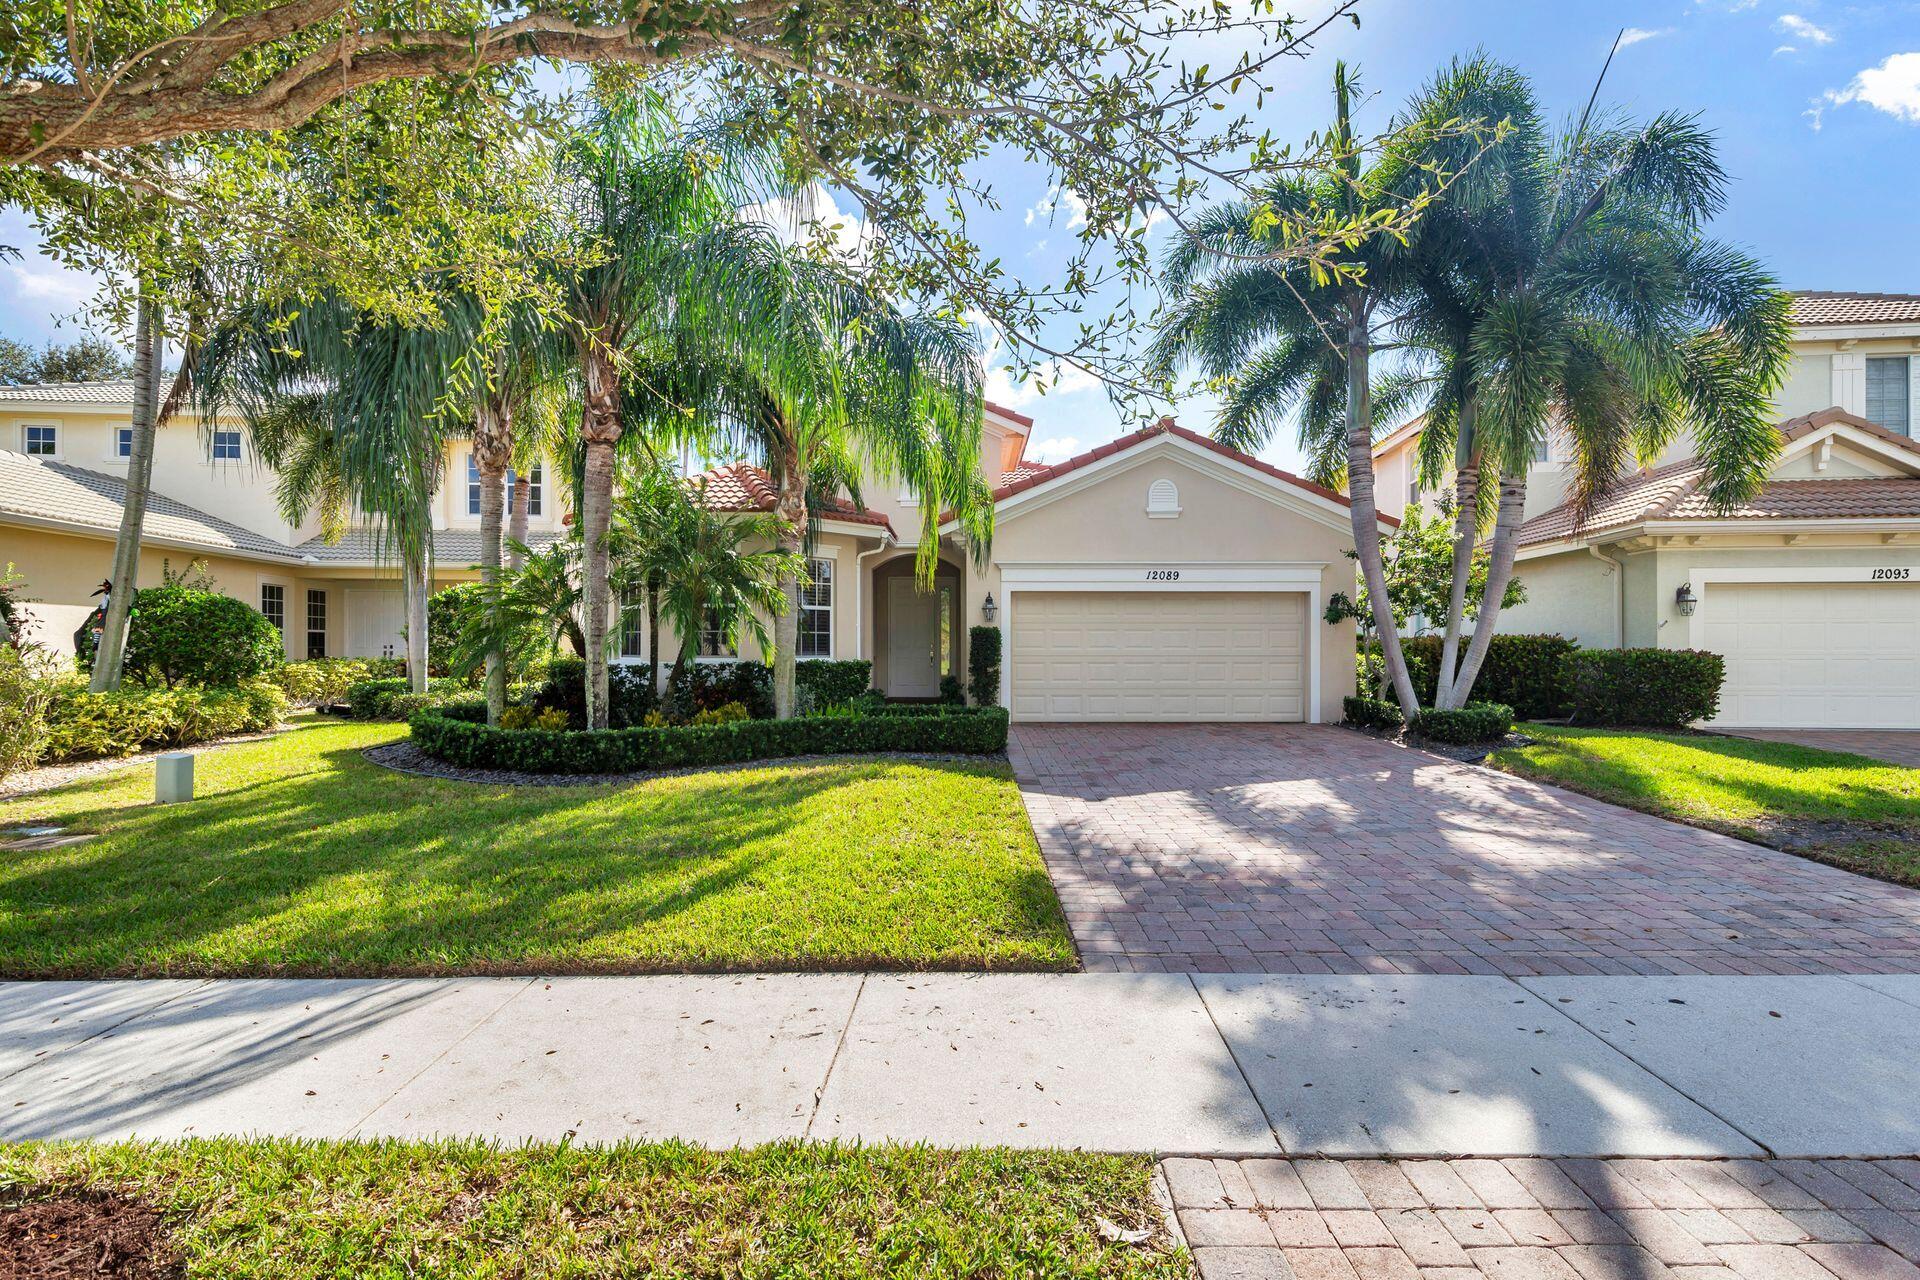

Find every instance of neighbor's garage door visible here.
[1010,591,1306,722]
[1704,580,1920,728]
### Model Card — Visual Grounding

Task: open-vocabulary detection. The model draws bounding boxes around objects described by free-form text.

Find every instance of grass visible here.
[0,714,1076,977]
[0,1138,1186,1278]
[1489,723,1920,885]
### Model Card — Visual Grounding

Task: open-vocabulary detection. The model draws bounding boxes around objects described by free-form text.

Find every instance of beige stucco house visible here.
[1369,290,1920,730]
[3,384,1382,723]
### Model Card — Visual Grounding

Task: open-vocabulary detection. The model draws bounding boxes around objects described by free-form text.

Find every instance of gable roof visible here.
[1789,291,1920,326]
[0,448,297,559]
[686,460,894,532]
[1519,407,1920,547]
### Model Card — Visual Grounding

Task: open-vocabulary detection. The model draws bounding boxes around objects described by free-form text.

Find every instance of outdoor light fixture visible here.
[981,592,998,623]
[1675,582,1698,616]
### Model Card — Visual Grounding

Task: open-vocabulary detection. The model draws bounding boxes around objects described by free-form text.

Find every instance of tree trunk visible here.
[578,346,621,729]
[1448,468,1527,708]
[771,452,807,720]
[92,293,163,692]
[474,400,512,726]
[1343,298,1421,719]
[1434,400,1481,710]
[507,462,530,571]
[403,546,430,694]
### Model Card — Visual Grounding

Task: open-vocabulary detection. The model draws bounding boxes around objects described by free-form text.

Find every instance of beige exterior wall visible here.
[1495,548,1620,649]
[1647,537,1917,650]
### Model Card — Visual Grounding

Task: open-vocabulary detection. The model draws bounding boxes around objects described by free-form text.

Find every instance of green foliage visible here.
[0,332,132,384]
[1342,695,1404,731]
[1569,649,1725,727]
[1330,501,1528,639]
[427,584,484,680]
[538,660,875,728]
[344,677,465,721]
[95,585,284,688]
[689,702,751,726]
[0,645,54,779]
[938,675,966,706]
[797,661,875,712]
[1412,701,1515,744]
[268,658,401,706]
[40,682,284,763]
[500,705,569,732]
[411,705,1011,775]
[1400,634,1578,720]
[968,626,1002,707]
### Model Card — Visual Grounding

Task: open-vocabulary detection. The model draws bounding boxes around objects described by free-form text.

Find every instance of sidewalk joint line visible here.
[344,977,538,1138]
[1188,974,1286,1155]
[1833,973,1920,1012]
[1509,975,1777,1158]
[804,973,866,1140]
[0,977,214,1086]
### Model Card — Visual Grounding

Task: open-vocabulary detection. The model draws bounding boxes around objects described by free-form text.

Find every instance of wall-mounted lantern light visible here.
[1675,582,1698,616]
[980,592,998,623]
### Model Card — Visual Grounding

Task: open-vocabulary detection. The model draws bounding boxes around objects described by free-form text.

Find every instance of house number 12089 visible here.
[1145,569,1181,581]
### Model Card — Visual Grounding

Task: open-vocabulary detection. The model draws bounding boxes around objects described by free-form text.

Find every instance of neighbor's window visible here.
[23,424,57,456]
[211,428,242,461]
[698,605,735,658]
[114,427,133,458]
[618,585,646,658]
[1866,356,1911,437]
[507,463,544,516]
[1532,435,1552,464]
[305,589,327,659]
[798,557,833,658]
[260,583,285,635]
[465,455,483,515]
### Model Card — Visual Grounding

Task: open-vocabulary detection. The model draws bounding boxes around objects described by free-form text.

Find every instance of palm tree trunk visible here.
[1434,400,1481,709]
[1447,468,1527,708]
[507,463,530,571]
[578,346,621,729]
[403,545,430,694]
[1344,298,1421,719]
[474,401,511,726]
[771,455,806,720]
[91,293,162,692]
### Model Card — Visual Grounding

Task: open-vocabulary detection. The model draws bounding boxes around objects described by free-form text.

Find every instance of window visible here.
[305,590,327,659]
[260,584,285,635]
[466,455,483,515]
[798,557,833,658]
[114,427,133,459]
[211,428,242,461]
[1867,356,1911,437]
[698,606,734,658]
[1532,435,1552,464]
[509,463,544,516]
[619,585,646,658]
[23,425,57,456]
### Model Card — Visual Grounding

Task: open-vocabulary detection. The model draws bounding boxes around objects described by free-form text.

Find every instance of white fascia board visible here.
[1794,322,1920,342]
[1776,423,1920,477]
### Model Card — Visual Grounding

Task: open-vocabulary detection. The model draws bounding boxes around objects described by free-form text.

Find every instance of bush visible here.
[796,659,874,711]
[1412,701,1514,744]
[535,658,874,726]
[0,645,54,779]
[689,701,750,726]
[426,583,481,679]
[938,674,965,705]
[1342,695,1403,731]
[500,705,569,732]
[410,703,1010,774]
[344,676,464,721]
[269,657,398,706]
[1569,649,1725,727]
[40,681,284,763]
[87,585,285,687]
[968,625,1002,707]
[1400,633,1579,720]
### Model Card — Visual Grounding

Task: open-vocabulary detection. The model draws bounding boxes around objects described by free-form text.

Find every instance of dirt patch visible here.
[0,1189,181,1280]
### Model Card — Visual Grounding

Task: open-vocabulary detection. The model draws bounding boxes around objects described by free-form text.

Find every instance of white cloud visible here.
[1775,44,1799,56]
[1024,184,1088,230]
[1619,27,1673,47]
[966,308,1100,413]
[1025,436,1083,463]
[742,183,877,267]
[3,259,99,313]
[1821,51,1920,125]
[1775,14,1834,45]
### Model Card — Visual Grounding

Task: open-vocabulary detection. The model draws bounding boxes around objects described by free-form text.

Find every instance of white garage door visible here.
[346,588,405,661]
[1704,581,1920,728]
[1011,591,1306,722]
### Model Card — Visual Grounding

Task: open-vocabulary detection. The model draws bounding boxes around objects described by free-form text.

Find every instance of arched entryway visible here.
[869,551,964,699]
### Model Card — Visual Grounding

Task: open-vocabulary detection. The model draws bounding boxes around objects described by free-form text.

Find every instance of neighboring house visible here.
[1369,290,1920,729]
[2,381,1385,722]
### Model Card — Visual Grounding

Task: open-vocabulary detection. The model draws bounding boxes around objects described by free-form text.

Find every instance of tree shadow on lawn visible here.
[0,737,1072,977]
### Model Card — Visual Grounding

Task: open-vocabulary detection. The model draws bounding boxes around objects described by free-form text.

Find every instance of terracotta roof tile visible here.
[1517,457,1709,546]
[1789,291,1920,326]
[1665,477,1920,520]
[686,461,894,532]
[984,401,1034,428]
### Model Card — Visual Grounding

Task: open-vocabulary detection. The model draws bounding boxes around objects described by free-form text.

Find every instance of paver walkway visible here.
[1165,1155,1920,1280]
[1009,724,1920,977]
[1725,729,1920,770]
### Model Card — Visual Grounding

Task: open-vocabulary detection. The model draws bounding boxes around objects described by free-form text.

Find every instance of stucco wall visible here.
[1495,548,1620,648]
[1777,353,1835,420]
[1651,539,1918,650]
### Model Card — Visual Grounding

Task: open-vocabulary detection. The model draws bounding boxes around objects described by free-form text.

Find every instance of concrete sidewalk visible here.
[3,973,1918,1157]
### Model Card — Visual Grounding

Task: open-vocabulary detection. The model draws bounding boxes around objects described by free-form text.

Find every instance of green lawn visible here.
[0,715,1075,977]
[1489,724,1920,885]
[0,1138,1185,1279]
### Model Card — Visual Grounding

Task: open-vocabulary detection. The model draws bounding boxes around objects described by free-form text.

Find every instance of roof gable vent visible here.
[1146,476,1181,518]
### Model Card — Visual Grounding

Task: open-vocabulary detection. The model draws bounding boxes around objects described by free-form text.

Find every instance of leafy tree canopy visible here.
[0,331,132,382]
[1326,498,1525,638]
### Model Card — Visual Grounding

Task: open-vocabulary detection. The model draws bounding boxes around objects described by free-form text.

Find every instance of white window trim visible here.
[20,422,61,460]
[1864,353,1913,436]
[104,425,135,462]
[795,555,835,659]
[209,427,245,464]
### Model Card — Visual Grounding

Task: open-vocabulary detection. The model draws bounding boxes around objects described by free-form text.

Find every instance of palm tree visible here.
[1392,59,1792,708]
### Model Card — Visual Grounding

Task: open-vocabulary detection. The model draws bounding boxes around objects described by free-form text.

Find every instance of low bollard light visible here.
[155,752,194,804]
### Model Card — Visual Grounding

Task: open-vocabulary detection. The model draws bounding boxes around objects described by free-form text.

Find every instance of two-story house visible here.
[1370,290,1920,730]
[3,383,1392,723]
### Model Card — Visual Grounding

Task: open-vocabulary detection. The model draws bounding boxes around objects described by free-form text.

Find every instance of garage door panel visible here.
[1708,581,1920,729]
[1011,590,1307,723]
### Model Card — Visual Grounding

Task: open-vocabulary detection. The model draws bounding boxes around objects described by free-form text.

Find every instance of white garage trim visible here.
[998,561,1325,722]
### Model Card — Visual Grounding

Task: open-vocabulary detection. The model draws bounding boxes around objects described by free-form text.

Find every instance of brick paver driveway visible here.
[1009,723,1920,977]
[1725,729,1920,770]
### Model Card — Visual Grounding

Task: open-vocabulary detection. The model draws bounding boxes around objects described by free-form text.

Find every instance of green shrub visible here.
[344,676,464,721]
[500,705,569,731]
[938,674,965,705]
[269,657,395,705]
[39,681,284,763]
[0,645,54,779]
[410,704,1011,774]
[968,625,1002,707]
[536,658,874,726]
[1412,701,1514,744]
[89,584,285,687]
[1569,648,1725,727]
[796,659,874,710]
[689,701,750,726]
[426,583,481,679]
[1400,633,1578,720]
[1342,695,1403,731]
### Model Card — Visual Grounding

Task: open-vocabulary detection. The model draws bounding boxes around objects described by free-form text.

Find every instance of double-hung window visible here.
[618,585,646,658]
[260,584,286,635]
[698,606,734,658]
[211,428,242,461]
[23,424,57,456]
[1866,356,1912,437]
[305,590,328,659]
[466,455,483,515]
[114,427,134,459]
[797,557,833,658]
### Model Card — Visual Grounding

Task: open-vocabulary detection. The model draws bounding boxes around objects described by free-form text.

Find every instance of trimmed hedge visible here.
[40,681,285,763]
[1569,648,1725,727]
[1342,694,1404,731]
[968,625,1002,707]
[533,658,875,726]
[1400,633,1578,720]
[1412,701,1514,744]
[410,703,1010,774]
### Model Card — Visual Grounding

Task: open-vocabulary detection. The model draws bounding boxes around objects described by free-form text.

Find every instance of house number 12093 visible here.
[1145,569,1181,581]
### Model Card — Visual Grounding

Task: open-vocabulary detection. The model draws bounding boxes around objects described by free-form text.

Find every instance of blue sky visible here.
[4,0,1916,475]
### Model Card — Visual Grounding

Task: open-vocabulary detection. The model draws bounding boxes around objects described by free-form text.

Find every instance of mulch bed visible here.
[364,738,1003,787]
[0,1190,180,1280]
[1337,721,1533,765]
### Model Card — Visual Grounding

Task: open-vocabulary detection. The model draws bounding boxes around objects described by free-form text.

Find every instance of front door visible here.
[886,576,941,698]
